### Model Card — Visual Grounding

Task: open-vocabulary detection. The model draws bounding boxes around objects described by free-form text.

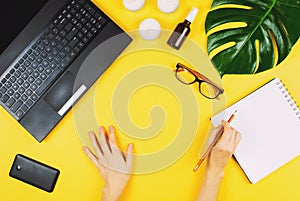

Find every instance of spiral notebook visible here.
[211,78,300,184]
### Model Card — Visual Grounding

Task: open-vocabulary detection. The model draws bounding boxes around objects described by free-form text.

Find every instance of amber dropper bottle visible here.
[167,7,199,50]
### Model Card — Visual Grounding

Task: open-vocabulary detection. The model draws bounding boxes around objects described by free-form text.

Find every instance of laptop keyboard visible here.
[0,0,107,120]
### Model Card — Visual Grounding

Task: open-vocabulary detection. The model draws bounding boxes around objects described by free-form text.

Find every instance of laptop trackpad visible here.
[44,72,75,112]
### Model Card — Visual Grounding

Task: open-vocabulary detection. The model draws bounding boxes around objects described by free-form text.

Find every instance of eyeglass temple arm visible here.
[176,65,224,93]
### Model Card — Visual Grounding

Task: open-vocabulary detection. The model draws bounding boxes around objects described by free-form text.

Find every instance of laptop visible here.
[0,0,132,142]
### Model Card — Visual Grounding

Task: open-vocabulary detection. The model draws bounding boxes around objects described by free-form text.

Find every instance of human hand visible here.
[196,121,240,201]
[206,120,241,177]
[83,125,133,201]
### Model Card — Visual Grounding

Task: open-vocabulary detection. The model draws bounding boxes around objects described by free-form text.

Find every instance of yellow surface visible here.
[1,0,300,201]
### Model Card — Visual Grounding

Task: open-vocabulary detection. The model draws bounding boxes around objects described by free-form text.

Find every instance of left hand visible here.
[83,125,133,201]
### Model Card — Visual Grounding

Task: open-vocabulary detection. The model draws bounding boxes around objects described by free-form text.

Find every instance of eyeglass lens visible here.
[176,66,220,99]
[176,68,196,84]
[199,82,219,99]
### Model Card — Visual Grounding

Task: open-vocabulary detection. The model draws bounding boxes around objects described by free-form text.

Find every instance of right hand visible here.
[206,120,241,177]
[83,125,133,201]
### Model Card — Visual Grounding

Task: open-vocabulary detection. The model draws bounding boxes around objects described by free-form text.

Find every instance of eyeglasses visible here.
[175,63,224,99]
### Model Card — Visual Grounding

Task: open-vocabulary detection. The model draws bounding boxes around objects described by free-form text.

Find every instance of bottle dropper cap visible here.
[185,7,199,23]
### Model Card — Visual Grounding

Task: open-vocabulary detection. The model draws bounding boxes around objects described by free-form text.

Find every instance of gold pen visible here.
[193,110,237,172]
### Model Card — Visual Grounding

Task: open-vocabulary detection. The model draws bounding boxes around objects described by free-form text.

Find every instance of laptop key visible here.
[42,60,49,67]
[40,73,47,80]
[21,105,29,113]
[16,110,24,118]
[6,98,16,108]
[95,22,102,29]
[46,47,52,53]
[31,84,38,91]
[10,76,17,83]
[17,79,24,85]
[26,68,33,74]
[26,89,33,96]
[35,78,42,86]
[13,92,21,99]
[19,66,26,72]
[18,87,25,94]
[70,8,77,15]
[21,94,28,101]
[36,57,43,64]
[71,18,78,25]
[11,100,23,113]
[78,0,85,5]
[75,4,81,10]
[26,99,33,107]
[69,37,79,48]
[57,18,67,30]
[36,68,61,95]
[24,61,31,67]
[66,27,78,41]
[50,63,56,69]
[66,13,72,20]
[64,46,71,53]
[1,94,9,103]
[0,87,7,93]
[38,66,44,73]
[5,74,11,79]
[86,22,92,29]
[21,73,29,80]
[90,18,96,24]
[12,84,19,90]
[32,44,37,49]
[7,89,14,96]
[28,55,35,62]
[14,63,20,69]
[80,8,86,15]
[31,63,38,69]
[77,31,84,39]
[9,69,15,74]
[41,52,47,59]
[14,70,21,78]
[18,58,24,64]
[5,81,12,88]
[45,69,52,75]
[84,12,91,20]
[23,82,30,88]
[33,71,40,78]
[31,94,38,101]
[47,55,54,62]
[28,76,35,83]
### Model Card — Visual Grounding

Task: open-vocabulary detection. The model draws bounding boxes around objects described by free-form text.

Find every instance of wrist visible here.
[205,167,225,180]
[101,186,120,201]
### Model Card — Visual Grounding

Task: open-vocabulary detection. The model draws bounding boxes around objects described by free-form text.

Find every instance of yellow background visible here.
[1,0,300,201]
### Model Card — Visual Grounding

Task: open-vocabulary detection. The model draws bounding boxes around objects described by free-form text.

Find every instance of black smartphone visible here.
[9,154,60,192]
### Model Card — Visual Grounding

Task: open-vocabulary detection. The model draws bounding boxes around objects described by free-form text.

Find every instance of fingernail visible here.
[128,143,134,151]
[109,125,114,132]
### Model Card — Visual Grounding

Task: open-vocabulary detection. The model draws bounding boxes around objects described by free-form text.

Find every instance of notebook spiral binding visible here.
[276,80,300,120]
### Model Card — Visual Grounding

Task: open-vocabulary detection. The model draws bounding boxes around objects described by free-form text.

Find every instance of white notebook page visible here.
[211,78,300,183]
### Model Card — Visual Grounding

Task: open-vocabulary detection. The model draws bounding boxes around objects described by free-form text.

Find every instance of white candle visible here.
[123,0,145,11]
[157,0,179,13]
[139,18,161,40]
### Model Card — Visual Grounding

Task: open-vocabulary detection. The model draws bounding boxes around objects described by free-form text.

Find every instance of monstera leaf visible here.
[205,0,300,76]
